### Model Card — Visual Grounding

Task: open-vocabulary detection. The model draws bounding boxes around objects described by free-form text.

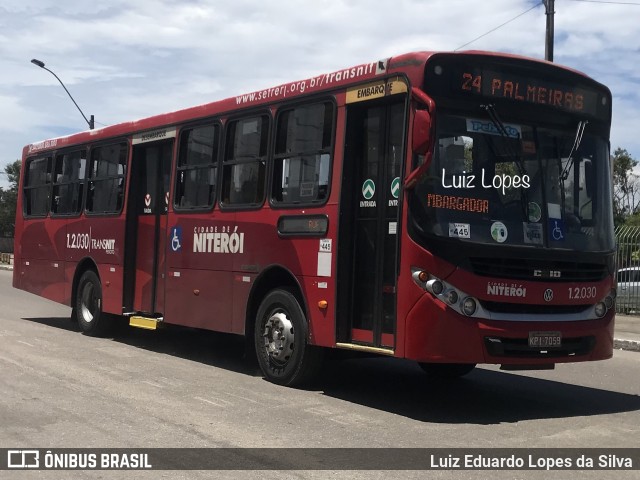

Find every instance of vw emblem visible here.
[543,289,554,302]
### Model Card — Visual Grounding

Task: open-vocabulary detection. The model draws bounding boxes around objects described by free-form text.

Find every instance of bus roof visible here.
[23,50,595,157]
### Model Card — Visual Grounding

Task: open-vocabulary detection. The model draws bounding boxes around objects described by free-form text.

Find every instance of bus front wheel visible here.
[254,289,322,387]
[75,270,110,337]
[419,362,476,379]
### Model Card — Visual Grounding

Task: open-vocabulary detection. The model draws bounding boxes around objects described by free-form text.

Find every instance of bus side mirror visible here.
[412,109,432,156]
[404,107,434,189]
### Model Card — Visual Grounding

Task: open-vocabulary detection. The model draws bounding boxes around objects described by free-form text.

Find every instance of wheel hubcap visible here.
[262,312,294,364]
[80,283,100,323]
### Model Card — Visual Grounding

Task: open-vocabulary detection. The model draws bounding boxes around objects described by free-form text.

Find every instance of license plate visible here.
[528,331,562,348]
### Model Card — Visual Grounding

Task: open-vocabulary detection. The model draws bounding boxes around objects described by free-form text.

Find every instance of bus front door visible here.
[338,97,405,351]
[124,139,173,315]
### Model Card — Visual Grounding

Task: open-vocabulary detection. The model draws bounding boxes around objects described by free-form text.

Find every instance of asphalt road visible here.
[1,269,639,480]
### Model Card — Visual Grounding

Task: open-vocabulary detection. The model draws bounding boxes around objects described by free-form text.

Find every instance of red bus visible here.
[14,51,616,386]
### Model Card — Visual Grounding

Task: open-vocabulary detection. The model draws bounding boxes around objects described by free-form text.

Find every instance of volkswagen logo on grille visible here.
[543,289,554,302]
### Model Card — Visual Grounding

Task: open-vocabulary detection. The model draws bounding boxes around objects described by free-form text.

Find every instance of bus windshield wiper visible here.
[560,120,588,182]
[482,104,511,139]
[481,104,527,175]
[481,104,529,220]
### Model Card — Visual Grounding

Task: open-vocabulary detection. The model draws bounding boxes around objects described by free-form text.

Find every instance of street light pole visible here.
[544,0,555,62]
[30,59,94,130]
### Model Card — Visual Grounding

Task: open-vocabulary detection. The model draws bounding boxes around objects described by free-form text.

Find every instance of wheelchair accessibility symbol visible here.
[548,219,565,241]
[170,226,182,252]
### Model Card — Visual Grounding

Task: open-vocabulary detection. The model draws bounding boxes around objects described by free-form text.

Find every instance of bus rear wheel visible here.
[75,270,110,337]
[419,362,476,379]
[254,289,322,387]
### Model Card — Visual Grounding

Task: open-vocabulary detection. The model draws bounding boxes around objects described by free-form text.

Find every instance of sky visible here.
[1,0,639,187]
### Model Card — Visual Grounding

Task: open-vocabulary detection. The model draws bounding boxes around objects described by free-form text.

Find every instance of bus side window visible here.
[23,156,52,217]
[175,124,218,210]
[86,142,127,214]
[221,115,269,207]
[272,102,334,206]
[51,150,86,216]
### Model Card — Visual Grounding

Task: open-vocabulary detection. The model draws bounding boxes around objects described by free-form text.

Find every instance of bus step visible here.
[335,343,395,356]
[129,316,161,330]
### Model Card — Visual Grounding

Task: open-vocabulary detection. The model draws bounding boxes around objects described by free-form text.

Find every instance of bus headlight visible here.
[604,295,614,309]
[445,290,459,305]
[410,267,480,318]
[427,279,444,295]
[462,297,478,316]
[594,302,607,318]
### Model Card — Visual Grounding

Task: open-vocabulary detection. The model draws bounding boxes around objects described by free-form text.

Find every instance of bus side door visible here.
[337,91,406,350]
[124,137,173,314]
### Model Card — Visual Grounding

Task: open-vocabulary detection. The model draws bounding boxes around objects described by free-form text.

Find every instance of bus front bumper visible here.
[404,295,615,365]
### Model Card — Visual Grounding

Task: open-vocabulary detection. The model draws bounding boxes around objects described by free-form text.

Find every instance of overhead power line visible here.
[565,0,640,5]
[454,2,543,51]
[454,0,639,52]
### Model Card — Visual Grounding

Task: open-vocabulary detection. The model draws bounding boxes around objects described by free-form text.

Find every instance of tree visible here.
[4,159,20,187]
[0,160,21,237]
[612,148,639,226]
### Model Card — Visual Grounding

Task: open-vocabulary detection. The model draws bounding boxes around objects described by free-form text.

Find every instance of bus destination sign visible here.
[459,68,599,116]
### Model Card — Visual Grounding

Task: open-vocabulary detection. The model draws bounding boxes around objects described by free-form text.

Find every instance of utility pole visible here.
[544,0,555,62]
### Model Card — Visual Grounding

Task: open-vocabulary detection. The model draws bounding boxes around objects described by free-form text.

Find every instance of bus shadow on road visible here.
[22,316,80,332]
[112,324,260,377]
[21,316,640,424]
[317,357,640,425]
[21,316,261,377]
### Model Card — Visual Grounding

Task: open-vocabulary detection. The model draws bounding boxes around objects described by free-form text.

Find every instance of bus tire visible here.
[75,270,110,337]
[254,289,323,387]
[419,362,476,379]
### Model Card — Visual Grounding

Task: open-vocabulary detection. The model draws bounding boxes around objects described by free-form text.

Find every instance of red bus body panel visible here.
[13,50,614,367]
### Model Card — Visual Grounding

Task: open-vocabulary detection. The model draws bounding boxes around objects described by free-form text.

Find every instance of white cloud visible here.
[1,0,639,188]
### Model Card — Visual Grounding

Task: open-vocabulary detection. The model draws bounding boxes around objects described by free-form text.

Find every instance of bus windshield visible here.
[410,112,615,252]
